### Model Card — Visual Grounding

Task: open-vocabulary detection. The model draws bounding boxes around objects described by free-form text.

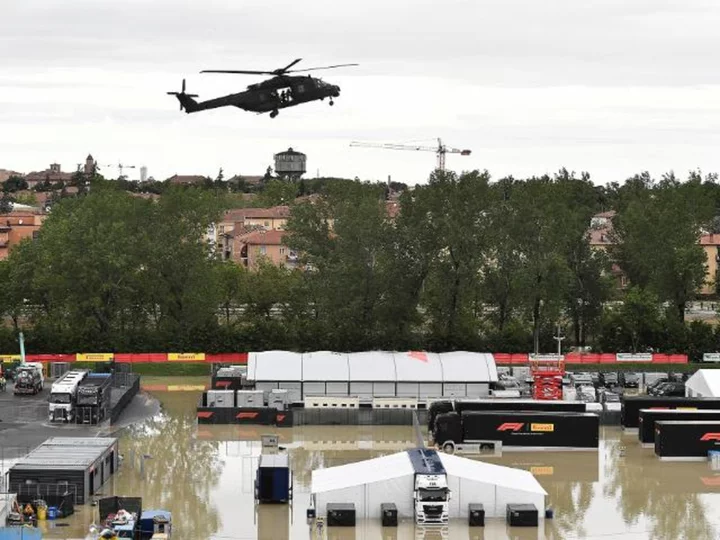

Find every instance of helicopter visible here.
[167,58,358,118]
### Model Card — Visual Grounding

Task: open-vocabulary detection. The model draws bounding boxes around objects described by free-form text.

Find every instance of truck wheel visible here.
[442,441,455,454]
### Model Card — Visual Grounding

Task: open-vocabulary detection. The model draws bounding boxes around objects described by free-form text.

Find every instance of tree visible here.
[2,175,28,193]
[611,173,713,321]
[258,180,298,207]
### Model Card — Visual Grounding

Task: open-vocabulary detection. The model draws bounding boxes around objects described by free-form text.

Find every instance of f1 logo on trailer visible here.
[701,433,720,442]
[497,423,524,432]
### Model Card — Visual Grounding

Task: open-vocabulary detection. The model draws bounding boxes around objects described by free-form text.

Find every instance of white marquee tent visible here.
[311,450,547,520]
[686,369,720,398]
[247,350,498,401]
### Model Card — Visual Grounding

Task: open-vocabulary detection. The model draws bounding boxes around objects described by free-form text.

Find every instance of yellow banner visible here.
[531,423,555,432]
[168,353,206,362]
[0,355,21,363]
[530,466,554,476]
[76,353,114,362]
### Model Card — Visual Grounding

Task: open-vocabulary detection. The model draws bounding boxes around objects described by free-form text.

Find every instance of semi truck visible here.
[76,373,113,424]
[408,449,450,525]
[428,399,587,432]
[48,370,89,422]
[13,363,44,395]
[432,410,599,453]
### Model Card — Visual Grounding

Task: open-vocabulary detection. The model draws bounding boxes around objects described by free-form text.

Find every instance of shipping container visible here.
[655,421,720,460]
[433,411,599,450]
[621,397,720,429]
[207,390,235,408]
[638,409,720,445]
[9,437,118,505]
[255,454,291,503]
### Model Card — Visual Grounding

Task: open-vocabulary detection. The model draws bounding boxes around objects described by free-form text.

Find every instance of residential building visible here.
[165,174,208,185]
[216,206,290,241]
[0,205,46,260]
[24,163,73,189]
[234,229,298,269]
[0,169,22,184]
[700,234,720,295]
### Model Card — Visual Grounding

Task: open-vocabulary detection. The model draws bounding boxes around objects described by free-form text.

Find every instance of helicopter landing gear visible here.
[329,99,334,106]
[270,109,279,118]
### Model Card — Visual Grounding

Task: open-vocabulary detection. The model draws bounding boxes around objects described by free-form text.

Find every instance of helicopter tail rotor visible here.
[167,79,199,111]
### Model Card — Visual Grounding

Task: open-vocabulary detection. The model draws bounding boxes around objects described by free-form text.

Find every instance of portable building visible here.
[8,437,119,504]
[311,449,546,519]
[685,370,720,398]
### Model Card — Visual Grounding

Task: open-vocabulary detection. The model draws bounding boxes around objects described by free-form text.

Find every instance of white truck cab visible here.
[413,474,450,525]
[49,370,89,422]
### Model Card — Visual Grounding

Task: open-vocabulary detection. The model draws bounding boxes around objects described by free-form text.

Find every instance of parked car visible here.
[571,372,593,386]
[620,372,640,388]
[645,377,669,394]
[649,381,685,397]
[598,388,621,404]
[577,385,598,403]
[562,373,572,386]
[599,372,619,388]
[494,378,521,391]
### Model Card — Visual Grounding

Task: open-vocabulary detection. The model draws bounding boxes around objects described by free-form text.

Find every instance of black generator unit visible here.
[506,504,538,527]
[327,503,356,527]
[381,503,397,527]
[469,503,485,526]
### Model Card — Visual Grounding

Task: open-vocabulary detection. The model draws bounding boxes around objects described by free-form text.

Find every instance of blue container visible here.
[48,506,58,520]
[256,454,290,503]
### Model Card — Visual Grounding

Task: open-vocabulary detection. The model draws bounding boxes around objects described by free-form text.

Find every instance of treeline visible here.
[2,169,720,358]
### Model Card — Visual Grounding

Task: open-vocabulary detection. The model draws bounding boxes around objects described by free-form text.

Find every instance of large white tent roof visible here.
[311,451,415,493]
[439,453,547,496]
[248,351,498,383]
[686,369,720,397]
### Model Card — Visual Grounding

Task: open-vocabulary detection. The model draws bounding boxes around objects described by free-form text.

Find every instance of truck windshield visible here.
[50,393,71,404]
[418,488,448,502]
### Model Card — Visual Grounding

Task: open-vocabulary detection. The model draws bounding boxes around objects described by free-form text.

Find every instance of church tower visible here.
[84,154,96,175]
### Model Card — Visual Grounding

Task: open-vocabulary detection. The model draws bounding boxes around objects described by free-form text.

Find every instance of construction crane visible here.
[349,138,471,171]
[100,163,136,178]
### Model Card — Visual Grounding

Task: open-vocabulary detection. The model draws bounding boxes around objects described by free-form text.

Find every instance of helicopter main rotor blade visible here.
[286,63,359,73]
[200,70,276,75]
[277,58,302,73]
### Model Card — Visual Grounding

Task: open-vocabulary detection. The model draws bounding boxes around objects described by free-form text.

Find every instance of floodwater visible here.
[30,379,720,540]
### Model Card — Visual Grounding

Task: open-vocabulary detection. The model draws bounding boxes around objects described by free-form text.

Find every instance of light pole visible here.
[553,323,565,358]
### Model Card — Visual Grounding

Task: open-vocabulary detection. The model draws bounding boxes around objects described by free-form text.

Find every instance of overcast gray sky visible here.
[2,0,720,185]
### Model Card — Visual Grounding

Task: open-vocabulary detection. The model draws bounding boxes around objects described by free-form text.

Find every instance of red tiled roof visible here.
[594,210,616,219]
[222,205,290,221]
[166,175,208,184]
[700,234,720,246]
[237,229,287,246]
[227,224,263,238]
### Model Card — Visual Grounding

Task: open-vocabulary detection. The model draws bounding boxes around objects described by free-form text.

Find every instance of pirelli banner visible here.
[76,353,114,362]
[168,353,206,362]
[0,355,21,364]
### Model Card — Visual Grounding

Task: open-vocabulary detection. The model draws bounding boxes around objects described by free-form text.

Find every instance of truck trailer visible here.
[427,399,586,431]
[638,409,720,446]
[432,410,599,453]
[76,373,113,424]
[621,397,720,429]
[655,420,720,460]
[49,370,89,422]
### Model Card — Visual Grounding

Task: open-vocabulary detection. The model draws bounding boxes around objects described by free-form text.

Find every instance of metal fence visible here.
[293,408,430,426]
[10,483,78,505]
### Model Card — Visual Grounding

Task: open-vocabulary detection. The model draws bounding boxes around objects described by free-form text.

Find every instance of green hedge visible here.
[126,363,211,376]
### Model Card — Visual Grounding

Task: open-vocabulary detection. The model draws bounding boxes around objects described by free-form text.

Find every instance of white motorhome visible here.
[49,370,89,422]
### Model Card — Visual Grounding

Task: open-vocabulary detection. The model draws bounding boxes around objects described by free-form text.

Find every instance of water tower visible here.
[273,147,306,181]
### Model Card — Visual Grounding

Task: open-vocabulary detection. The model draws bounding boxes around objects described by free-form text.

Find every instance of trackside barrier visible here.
[372,397,418,409]
[493,353,688,365]
[303,396,360,409]
[7,353,249,364]
[196,406,292,426]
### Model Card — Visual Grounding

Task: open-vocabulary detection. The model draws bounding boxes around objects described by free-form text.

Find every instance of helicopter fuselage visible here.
[179,75,340,116]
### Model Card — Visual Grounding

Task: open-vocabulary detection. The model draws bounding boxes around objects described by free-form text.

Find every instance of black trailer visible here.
[8,437,119,505]
[638,409,720,445]
[621,397,720,429]
[76,373,114,424]
[655,420,720,460]
[433,410,599,452]
[427,399,586,431]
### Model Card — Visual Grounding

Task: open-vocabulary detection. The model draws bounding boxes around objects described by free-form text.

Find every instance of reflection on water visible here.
[34,386,720,539]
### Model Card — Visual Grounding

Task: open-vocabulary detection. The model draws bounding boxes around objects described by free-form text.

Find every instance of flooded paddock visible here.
[28,382,720,540]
